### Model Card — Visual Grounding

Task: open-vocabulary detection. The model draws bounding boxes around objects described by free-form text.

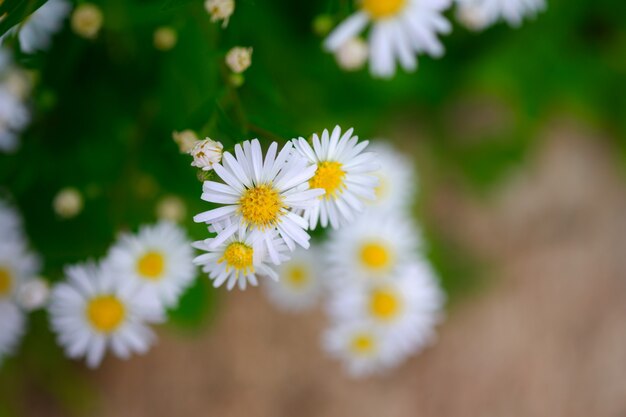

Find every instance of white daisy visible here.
[322,320,401,377]
[10,0,72,54]
[0,300,26,366]
[193,220,289,290]
[324,0,453,78]
[368,141,416,211]
[456,0,545,30]
[0,240,41,302]
[325,210,421,285]
[0,86,30,153]
[48,262,163,368]
[292,126,378,230]
[263,246,324,312]
[328,260,445,356]
[106,222,196,309]
[0,199,24,241]
[194,139,324,251]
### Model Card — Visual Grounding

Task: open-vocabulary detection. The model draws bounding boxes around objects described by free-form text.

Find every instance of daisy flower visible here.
[456,0,545,30]
[263,246,324,312]
[12,0,72,54]
[292,126,378,230]
[0,199,24,241]
[322,320,401,377]
[0,300,26,366]
[325,210,421,285]
[48,262,164,368]
[324,0,453,78]
[0,240,41,302]
[328,260,445,356]
[368,141,417,211]
[193,220,289,290]
[194,139,324,251]
[106,222,196,309]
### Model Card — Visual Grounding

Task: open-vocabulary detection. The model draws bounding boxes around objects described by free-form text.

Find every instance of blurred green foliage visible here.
[0,0,625,413]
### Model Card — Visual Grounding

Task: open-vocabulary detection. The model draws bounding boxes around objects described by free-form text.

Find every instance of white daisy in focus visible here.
[106,222,196,309]
[456,0,545,30]
[292,126,378,230]
[194,139,324,251]
[328,260,445,356]
[193,220,289,290]
[263,246,324,312]
[368,141,416,211]
[48,262,164,368]
[14,0,72,54]
[323,320,400,377]
[0,300,26,366]
[324,0,453,78]
[326,210,420,285]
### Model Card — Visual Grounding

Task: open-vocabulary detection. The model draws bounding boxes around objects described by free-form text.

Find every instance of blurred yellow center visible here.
[285,265,309,288]
[239,185,283,228]
[359,242,390,270]
[362,0,406,19]
[87,295,125,333]
[137,251,165,279]
[369,288,400,320]
[350,333,375,355]
[309,161,346,199]
[0,267,12,296]
[374,173,388,200]
[221,242,254,273]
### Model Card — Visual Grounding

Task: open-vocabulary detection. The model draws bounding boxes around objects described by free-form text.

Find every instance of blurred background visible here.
[1,0,626,415]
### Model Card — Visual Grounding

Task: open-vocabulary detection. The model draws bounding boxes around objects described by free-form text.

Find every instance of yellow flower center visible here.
[369,288,401,320]
[136,251,165,280]
[350,333,376,355]
[309,161,346,199]
[220,242,254,274]
[0,267,12,296]
[361,0,407,19]
[373,173,388,201]
[284,265,309,288]
[359,242,391,270]
[239,184,283,228]
[86,295,126,333]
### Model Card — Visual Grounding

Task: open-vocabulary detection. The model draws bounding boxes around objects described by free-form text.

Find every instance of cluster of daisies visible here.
[188,126,445,377]
[324,0,546,78]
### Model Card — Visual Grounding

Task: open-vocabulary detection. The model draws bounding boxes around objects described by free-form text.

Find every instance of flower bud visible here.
[335,38,368,71]
[190,138,223,171]
[205,0,235,28]
[53,187,83,219]
[225,46,252,74]
[17,278,50,311]
[172,130,200,153]
[154,26,178,51]
[71,3,104,39]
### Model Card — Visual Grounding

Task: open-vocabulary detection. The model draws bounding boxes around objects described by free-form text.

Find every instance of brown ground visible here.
[31,118,626,416]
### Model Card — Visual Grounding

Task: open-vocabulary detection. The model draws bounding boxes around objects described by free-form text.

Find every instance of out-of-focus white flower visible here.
[263,246,324,312]
[71,3,103,39]
[172,130,200,153]
[334,38,369,71]
[156,195,187,223]
[292,126,378,230]
[456,0,545,30]
[106,222,196,309]
[0,241,41,303]
[189,137,224,171]
[15,0,72,53]
[324,0,452,78]
[49,262,164,368]
[52,187,83,219]
[0,300,26,366]
[193,220,289,291]
[225,47,252,74]
[0,199,23,241]
[0,49,32,154]
[368,141,416,211]
[204,0,235,28]
[16,277,50,311]
[194,139,324,252]
[153,26,177,51]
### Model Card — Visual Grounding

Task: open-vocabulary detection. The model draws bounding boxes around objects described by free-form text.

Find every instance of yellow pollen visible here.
[239,184,283,228]
[220,242,254,274]
[137,251,165,280]
[361,0,407,19]
[350,333,376,355]
[369,288,400,320]
[309,161,346,199]
[359,242,391,270]
[0,267,12,296]
[285,265,309,288]
[86,295,125,333]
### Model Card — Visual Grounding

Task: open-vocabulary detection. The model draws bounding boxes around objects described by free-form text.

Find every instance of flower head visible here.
[455,0,546,30]
[52,187,83,219]
[225,47,253,74]
[190,138,224,172]
[205,0,235,28]
[71,3,103,39]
